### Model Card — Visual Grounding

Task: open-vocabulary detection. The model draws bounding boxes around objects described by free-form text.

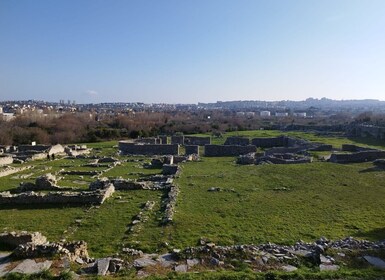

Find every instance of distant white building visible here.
[260,111,271,117]
[275,112,289,117]
[293,112,307,117]
[0,106,3,114]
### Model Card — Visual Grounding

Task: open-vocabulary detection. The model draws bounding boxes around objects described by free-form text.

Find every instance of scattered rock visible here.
[319,264,340,271]
[97,258,111,276]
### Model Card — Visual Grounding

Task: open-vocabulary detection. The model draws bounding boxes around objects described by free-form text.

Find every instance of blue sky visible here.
[1,0,384,104]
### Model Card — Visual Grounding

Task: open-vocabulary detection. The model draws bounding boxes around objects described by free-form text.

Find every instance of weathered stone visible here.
[363,256,385,269]
[319,264,340,271]
[133,257,158,268]
[187,258,200,268]
[0,231,47,248]
[10,259,52,274]
[97,258,111,276]
[174,264,188,272]
[281,265,298,272]
[158,253,177,267]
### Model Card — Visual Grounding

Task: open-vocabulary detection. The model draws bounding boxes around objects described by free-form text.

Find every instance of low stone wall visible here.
[224,136,250,146]
[341,144,375,152]
[18,145,50,152]
[171,135,184,145]
[162,164,180,175]
[0,231,47,249]
[256,154,312,165]
[0,155,13,166]
[159,135,168,144]
[13,240,89,262]
[119,141,180,155]
[184,136,211,145]
[251,136,287,148]
[204,145,256,156]
[135,137,161,144]
[185,145,199,155]
[330,150,385,163]
[0,166,31,178]
[264,146,308,156]
[162,185,179,224]
[61,170,101,176]
[0,184,115,205]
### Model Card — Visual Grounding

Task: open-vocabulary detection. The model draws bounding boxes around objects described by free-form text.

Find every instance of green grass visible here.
[170,158,385,248]
[1,133,385,261]
[70,190,166,257]
[0,204,86,242]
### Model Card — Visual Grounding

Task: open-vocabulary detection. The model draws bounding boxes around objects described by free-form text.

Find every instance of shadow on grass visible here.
[359,166,384,173]
[0,203,87,211]
[354,227,385,240]
[347,137,385,149]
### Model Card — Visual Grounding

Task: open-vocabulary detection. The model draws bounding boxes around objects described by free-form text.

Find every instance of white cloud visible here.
[86,90,99,96]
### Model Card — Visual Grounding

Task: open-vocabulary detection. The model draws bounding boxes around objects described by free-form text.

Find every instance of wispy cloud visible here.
[86,90,99,96]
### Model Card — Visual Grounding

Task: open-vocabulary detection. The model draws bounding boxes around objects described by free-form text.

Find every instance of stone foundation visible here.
[204,145,256,157]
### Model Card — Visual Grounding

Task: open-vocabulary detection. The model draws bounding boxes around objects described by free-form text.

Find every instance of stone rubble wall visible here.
[0,184,115,205]
[0,155,13,166]
[224,136,250,146]
[184,136,211,145]
[47,144,65,155]
[135,137,161,144]
[264,146,308,156]
[204,145,256,157]
[251,136,286,148]
[18,145,50,152]
[341,144,376,152]
[0,231,47,248]
[119,141,180,155]
[162,185,179,224]
[158,135,168,144]
[185,145,199,155]
[162,164,180,175]
[12,240,89,262]
[0,166,31,178]
[171,135,184,145]
[330,150,385,163]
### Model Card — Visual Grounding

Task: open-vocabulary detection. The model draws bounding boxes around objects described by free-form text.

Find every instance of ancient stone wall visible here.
[119,141,180,155]
[251,136,287,148]
[224,136,250,146]
[0,166,31,178]
[18,145,50,152]
[330,151,385,163]
[264,146,307,156]
[162,164,180,175]
[185,145,199,155]
[341,144,375,152]
[159,135,168,144]
[0,155,13,166]
[135,137,161,144]
[184,136,211,145]
[0,231,47,248]
[0,184,115,205]
[171,135,184,144]
[47,144,65,155]
[204,145,256,156]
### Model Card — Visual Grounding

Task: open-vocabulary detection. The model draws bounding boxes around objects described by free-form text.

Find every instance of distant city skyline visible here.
[1,0,385,104]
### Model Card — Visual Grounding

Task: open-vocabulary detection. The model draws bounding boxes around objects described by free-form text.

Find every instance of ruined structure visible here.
[18,173,62,192]
[329,150,385,163]
[0,184,115,205]
[0,231,47,249]
[348,124,385,139]
[119,141,180,155]
[135,137,162,144]
[184,136,211,145]
[0,155,13,166]
[204,145,256,156]
[185,145,199,155]
[224,136,250,146]
[171,135,184,145]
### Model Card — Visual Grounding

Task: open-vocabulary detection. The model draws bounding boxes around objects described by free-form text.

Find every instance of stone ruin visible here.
[185,145,199,155]
[0,231,89,262]
[0,231,47,249]
[184,136,211,145]
[330,150,385,164]
[204,144,256,157]
[224,136,250,146]
[134,137,162,144]
[119,141,180,155]
[18,173,62,192]
[0,155,13,166]
[237,152,312,165]
[0,178,115,205]
[162,164,180,176]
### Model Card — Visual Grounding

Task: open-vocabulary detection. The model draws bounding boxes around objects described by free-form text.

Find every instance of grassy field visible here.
[1,131,385,259]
